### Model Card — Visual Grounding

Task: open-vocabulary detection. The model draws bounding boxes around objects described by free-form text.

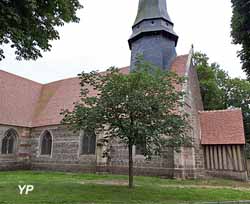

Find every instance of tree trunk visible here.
[128,142,133,188]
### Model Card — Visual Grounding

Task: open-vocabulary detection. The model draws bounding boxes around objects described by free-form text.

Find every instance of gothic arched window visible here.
[1,129,17,154]
[81,130,96,155]
[41,130,52,155]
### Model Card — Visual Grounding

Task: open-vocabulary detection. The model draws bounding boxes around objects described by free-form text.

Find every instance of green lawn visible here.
[0,171,250,204]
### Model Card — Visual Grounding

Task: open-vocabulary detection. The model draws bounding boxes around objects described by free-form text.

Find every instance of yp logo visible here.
[18,185,34,195]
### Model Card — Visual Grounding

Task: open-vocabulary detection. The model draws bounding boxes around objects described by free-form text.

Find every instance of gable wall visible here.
[173,56,205,179]
[188,61,205,171]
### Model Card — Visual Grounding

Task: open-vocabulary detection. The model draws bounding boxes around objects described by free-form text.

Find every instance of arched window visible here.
[41,130,52,155]
[81,130,96,155]
[1,129,17,154]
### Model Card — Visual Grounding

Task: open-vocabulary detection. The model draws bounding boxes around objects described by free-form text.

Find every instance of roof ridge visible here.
[1,62,181,86]
[44,76,79,86]
[0,69,42,85]
[199,108,241,113]
[176,54,189,58]
[40,66,131,86]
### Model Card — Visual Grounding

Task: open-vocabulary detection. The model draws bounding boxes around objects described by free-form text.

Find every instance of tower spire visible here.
[129,0,178,71]
[134,0,172,26]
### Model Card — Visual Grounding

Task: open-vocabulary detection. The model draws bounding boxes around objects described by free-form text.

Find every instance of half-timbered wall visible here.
[204,145,245,171]
[203,144,248,180]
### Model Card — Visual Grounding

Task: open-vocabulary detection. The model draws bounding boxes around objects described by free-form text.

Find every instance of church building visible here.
[0,0,248,180]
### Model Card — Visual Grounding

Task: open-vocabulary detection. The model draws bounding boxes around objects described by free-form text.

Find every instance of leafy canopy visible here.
[231,0,250,78]
[193,52,229,110]
[61,58,192,188]
[61,59,191,159]
[0,0,83,61]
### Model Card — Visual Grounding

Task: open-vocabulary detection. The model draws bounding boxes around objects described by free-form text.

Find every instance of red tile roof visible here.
[200,109,245,145]
[171,55,188,77]
[0,70,42,127]
[31,77,83,127]
[0,55,189,127]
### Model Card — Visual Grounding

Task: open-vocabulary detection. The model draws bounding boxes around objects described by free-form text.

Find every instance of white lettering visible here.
[25,185,34,195]
[18,185,26,195]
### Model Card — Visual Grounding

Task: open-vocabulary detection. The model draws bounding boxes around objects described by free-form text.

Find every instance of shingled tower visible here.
[129,0,178,71]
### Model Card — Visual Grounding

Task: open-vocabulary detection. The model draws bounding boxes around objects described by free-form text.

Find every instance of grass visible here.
[0,171,250,204]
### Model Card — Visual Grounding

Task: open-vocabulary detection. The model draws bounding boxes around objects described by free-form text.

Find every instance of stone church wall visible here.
[0,55,206,179]
[109,138,175,177]
[30,125,97,172]
[173,58,205,179]
[0,125,31,170]
[1,56,246,181]
[108,55,205,179]
[189,61,206,174]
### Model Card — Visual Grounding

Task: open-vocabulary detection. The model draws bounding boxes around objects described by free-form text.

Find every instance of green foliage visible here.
[0,0,83,61]
[231,0,250,78]
[193,52,229,110]
[245,143,250,159]
[62,60,190,157]
[227,78,250,139]
[194,52,250,139]
[61,59,191,187]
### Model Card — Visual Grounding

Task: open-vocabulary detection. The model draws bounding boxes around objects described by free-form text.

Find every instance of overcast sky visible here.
[0,0,246,84]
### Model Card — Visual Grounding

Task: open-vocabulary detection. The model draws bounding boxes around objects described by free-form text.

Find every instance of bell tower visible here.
[129,0,178,71]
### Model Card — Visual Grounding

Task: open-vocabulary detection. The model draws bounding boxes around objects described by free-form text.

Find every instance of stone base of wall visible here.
[30,163,177,178]
[173,168,206,179]
[1,162,248,182]
[0,162,31,171]
[96,165,109,173]
[31,162,96,173]
[205,170,248,181]
[107,166,174,178]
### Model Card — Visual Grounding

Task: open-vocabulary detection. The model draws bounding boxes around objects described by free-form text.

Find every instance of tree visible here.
[231,0,250,78]
[0,0,83,61]
[227,78,250,139]
[61,59,191,188]
[193,52,229,110]
[194,51,250,139]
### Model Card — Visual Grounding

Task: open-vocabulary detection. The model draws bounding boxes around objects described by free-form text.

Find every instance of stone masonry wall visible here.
[30,125,97,172]
[188,61,205,171]
[173,57,205,179]
[0,125,31,170]
[108,138,174,177]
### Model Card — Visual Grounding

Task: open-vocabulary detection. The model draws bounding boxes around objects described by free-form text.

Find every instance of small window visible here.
[1,129,17,154]
[151,21,155,25]
[41,130,52,155]
[136,142,146,155]
[81,130,96,155]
